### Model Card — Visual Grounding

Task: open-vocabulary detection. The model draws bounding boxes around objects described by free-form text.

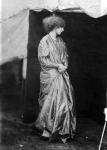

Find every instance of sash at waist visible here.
[40,68,59,78]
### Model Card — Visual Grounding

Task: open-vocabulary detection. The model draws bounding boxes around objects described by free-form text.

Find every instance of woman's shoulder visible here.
[38,35,50,57]
[40,34,49,44]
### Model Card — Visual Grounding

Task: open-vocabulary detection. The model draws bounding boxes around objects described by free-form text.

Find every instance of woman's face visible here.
[55,27,64,35]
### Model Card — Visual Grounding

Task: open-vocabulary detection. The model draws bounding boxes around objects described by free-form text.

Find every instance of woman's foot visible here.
[42,129,51,138]
[61,138,67,143]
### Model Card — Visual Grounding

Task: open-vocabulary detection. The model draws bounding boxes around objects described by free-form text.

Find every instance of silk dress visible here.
[35,34,76,142]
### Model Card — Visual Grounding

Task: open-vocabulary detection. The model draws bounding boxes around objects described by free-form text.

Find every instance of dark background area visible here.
[23,10,107,123]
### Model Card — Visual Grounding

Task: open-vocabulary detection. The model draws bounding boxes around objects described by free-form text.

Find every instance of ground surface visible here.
[0,84,107,150]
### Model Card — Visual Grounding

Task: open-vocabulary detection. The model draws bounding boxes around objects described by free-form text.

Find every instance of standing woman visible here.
[35,15,76,143]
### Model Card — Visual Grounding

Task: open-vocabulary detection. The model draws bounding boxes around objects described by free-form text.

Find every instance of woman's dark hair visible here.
[42,15,65,33]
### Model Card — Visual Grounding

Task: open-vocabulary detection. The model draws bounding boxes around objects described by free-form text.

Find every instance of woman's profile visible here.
[34,15,76,143]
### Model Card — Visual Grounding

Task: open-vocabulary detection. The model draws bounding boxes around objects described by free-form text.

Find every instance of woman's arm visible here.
[39,56,59,69]
[38,39,59,69]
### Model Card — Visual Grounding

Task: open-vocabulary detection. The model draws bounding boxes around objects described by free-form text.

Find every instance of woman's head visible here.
[55,27,64,35]
[43,15,65,34]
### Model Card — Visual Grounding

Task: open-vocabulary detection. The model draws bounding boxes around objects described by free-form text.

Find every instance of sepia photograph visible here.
[1,0,107,150]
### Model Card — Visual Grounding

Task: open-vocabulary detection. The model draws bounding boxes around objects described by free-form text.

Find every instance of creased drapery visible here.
[1,0,107,21]
[1,9,29,65]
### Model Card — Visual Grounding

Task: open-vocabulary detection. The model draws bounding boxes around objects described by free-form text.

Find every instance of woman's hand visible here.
[58,64,67,73]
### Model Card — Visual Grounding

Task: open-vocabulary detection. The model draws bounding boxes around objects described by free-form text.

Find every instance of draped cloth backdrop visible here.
[1,0,107,66]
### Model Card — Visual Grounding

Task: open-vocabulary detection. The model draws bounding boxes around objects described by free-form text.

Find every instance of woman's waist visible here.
[40,68,68,78]
[41,68,59,76]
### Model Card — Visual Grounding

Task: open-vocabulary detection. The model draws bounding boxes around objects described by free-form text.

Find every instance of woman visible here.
[35,15,76,143]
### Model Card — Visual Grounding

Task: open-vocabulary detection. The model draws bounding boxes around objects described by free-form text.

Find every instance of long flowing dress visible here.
[35,34,76,142]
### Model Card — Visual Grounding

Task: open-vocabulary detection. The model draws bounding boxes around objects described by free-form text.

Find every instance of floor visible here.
[0,83,107,150]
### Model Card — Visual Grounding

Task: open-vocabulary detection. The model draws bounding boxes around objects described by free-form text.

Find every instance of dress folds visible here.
[35,34,76,141]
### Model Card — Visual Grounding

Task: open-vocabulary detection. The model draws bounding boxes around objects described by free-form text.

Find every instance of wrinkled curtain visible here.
[1,9,29,78]
[1,0,106,21]
[1,9,29,63]
[1,0,107,77]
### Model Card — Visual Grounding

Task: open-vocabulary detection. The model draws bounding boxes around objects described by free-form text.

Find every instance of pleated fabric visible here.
[35,34,76,142]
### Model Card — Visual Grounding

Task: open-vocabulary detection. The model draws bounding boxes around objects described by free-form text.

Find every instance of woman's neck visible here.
[49,31,57,41]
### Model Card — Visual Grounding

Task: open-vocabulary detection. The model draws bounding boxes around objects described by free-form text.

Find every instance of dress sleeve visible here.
[38,39,49,57]
[38,38,59,69]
